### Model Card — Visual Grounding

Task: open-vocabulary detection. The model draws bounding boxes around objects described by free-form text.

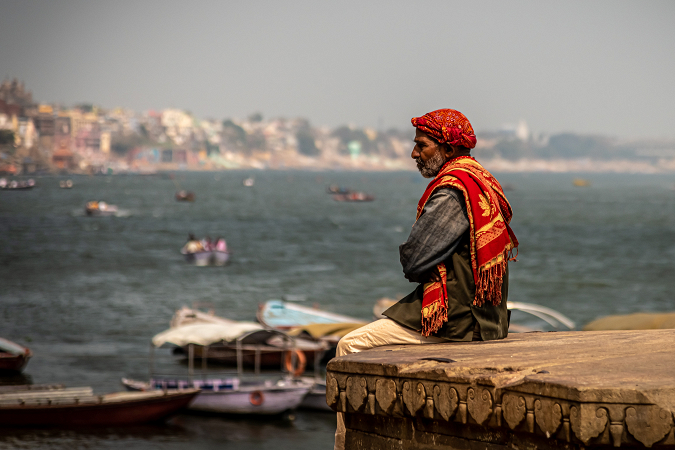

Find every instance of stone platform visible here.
[326,329,675,449]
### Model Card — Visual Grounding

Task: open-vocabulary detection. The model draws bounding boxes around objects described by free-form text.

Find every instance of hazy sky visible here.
[1,1,674,138]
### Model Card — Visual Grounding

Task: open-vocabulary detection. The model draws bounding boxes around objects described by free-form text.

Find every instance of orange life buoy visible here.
[250,390,264,406]
[284,349,306,377]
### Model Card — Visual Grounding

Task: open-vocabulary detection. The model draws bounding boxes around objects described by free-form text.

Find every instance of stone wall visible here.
[327,330,675,449]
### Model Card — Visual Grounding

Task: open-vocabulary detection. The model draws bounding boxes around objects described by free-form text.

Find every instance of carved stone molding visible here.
[345,377,367,412]
[327,370,675,449]
[375,378,397,414]
[402,381,426,416]
[534,398,563,438]
[625,406,674,448]
[570,404,608,444]
[432,384,458,421]
[467,387,493,425]
[502,394,526,430]
[326,375,339,408]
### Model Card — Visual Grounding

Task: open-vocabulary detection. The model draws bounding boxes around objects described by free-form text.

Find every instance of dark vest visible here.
[383,235,509,341]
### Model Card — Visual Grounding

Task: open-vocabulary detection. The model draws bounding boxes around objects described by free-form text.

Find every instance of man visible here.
[334,109,518,449]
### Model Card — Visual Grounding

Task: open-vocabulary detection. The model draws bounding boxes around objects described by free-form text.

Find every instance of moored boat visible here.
[257,299,365,330]
[123,323,314,415]
[0,338,32,373]
[0,386,199,426]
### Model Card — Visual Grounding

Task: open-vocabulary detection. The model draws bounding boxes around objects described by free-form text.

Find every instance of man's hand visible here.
[425,266,442,283]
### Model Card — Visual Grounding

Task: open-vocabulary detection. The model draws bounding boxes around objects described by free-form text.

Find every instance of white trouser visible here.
[334,319,445,450]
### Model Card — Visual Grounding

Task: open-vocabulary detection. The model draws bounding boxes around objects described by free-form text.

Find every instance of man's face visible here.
[412,129,447,178]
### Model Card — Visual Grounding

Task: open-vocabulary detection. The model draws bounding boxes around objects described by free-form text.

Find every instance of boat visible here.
[257,299,365,330]
[59,179,73,189]
[298,377,331,411]
[122,323,313,415]
[175,190,195,201]
[0,338,32,373]
[332,191,374,202]
[180,249,230,266]
[573,178,591,187]
[85,200,118,216]
[167,311,326,368]
[583,311,675,331]
[0,178,35,190]
[243,177,255,187]
[326,185,351,194]
[0,385,199,426]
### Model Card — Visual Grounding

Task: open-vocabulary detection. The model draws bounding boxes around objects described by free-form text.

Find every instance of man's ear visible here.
[442,144,457,159]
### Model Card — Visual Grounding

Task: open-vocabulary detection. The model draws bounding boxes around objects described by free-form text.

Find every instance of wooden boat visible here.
[0,385,199,426]
[85,200,118,216]
[122,377,312,415]
[164,315,326,369]
[332,191,374,202]
[175,190,195,201]
[122,323,313,415]
[257,299,364,330]
[0,338,32,373]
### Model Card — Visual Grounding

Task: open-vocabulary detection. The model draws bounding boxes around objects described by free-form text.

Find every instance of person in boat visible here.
[184,234,204,253]
[201,236,212,252]
[215,237,228,253]
[334,109,518,449]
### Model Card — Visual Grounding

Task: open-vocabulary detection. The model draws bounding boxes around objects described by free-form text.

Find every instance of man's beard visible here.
[416,150,447,178]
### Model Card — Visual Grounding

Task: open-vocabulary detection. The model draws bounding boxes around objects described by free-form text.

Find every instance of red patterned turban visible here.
[411,109,477,149]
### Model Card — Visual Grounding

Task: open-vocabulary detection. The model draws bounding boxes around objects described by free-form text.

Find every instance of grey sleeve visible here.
[399,188,469,282]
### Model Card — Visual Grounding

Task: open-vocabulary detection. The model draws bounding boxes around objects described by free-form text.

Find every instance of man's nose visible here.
[411,146,420,158]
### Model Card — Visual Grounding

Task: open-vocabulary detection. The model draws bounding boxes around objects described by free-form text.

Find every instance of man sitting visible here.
[334,109,518,449]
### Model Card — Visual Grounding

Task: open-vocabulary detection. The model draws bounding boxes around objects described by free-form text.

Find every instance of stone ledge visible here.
[327,329,675,449]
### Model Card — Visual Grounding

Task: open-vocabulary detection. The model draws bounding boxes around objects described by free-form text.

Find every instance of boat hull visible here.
[190,386,309,415]
[123,378,310,415]
[0,390,198,427]
[182,251,229,266]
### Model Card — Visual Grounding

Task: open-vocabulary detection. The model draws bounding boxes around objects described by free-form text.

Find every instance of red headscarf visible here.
[411,109,477,149]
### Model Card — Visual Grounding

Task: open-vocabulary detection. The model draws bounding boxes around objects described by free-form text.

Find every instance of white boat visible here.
[243,177,255,187]
[122,377,312,415]
[257,299,365,330]
[123,322,313,415]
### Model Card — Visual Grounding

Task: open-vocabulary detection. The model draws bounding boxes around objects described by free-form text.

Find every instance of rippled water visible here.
[1,170,675,448]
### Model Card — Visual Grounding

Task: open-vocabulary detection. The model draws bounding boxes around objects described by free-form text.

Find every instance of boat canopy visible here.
[0,338,28,355]
[152,322,263,347]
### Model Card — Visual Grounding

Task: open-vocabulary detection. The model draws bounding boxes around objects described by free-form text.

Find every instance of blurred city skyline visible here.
[1,0,674,139]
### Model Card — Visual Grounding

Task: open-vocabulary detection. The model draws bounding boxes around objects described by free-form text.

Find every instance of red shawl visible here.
[416,156,518,336]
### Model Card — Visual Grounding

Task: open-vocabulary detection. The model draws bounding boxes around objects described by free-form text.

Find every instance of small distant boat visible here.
[175,190,195,201]
[0,385,198,426]
[243,177,255,187]
[59,179,73,189]
[332,192,374,202]
[0,178,35,190]
[326,185,350,194]
[0,338,32,373]
[85,200,118,216]
[573,178,591,187]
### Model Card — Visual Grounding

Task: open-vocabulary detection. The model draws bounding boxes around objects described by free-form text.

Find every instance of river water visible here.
[1,170,675,449]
